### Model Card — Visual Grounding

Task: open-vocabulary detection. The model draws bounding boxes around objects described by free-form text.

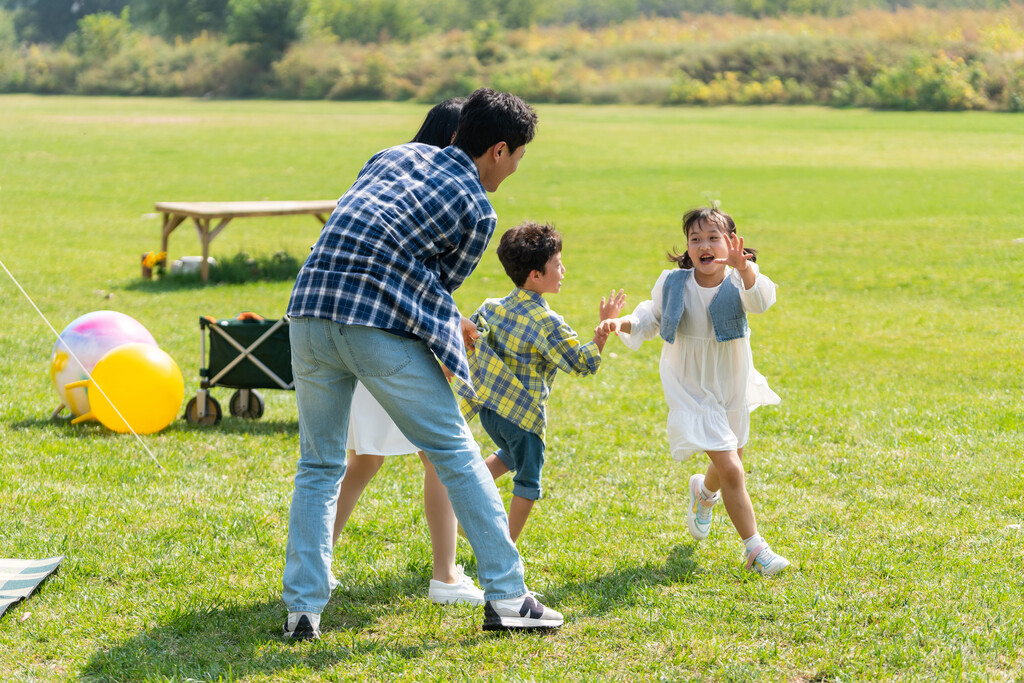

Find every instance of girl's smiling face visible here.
[686,219,729,284]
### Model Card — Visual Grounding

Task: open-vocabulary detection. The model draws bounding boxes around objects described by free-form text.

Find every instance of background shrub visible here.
[871,50,990,110]
[1,5,1023,110]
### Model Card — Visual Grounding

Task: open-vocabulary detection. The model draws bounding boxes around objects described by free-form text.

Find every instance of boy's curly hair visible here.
[668,206,757,269]
[496,221,562,287]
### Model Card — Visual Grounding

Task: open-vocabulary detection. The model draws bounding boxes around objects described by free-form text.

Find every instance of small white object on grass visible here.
[170,255,218,275]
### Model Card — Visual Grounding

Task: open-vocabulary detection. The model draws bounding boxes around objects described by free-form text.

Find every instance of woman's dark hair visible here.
[453,88,537,159]
[411,97,465,148]
[496,221,562,287]
[668,206,757,269]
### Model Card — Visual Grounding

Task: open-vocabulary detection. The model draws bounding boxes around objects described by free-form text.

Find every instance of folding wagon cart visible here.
[184,313,292,426]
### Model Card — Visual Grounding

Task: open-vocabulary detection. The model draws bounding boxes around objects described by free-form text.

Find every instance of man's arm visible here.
[437,215,496,293]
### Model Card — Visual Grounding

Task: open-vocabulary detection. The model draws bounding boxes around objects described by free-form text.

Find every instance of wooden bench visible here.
[156,200,337,283]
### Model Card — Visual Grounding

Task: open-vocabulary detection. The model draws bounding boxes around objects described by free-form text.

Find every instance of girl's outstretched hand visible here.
[715,232,753,271]
[596,317,630,336]
[599,289,627,320]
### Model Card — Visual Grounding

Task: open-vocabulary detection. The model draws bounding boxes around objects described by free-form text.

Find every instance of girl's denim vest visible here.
[659,269,747,344]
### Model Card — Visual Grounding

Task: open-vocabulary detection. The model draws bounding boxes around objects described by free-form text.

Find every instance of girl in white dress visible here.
[598,207,789,576]
[332,97,484,604]
[337,384,483,604]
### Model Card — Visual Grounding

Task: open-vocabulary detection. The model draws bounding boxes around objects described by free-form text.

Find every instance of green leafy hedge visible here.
[1,7,1022,110]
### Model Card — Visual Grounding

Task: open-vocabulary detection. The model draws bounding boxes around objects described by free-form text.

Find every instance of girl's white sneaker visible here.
[687,473,719,541]
[745,542,790,577]
[428,565,485,605]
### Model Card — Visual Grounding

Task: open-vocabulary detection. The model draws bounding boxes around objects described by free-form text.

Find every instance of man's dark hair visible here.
[411,97,465,148]
[453,88,537,159]
[496,221,562,287]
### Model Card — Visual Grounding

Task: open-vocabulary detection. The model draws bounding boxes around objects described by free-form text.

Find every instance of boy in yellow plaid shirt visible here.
[457,221,625,541]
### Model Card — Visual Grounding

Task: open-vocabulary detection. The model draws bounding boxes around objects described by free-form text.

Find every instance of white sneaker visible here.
[745,542,791,577]
[483,594,563,631]
[687,473,719,541]
[283,611,321,641]
[428,565,485,606]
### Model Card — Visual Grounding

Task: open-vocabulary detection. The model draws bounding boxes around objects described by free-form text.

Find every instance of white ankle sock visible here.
[742,534,764,553]
[700,481,718,500]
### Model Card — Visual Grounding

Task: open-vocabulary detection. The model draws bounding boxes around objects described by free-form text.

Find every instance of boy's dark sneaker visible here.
[483,594,563,631]
[283,611,321,641]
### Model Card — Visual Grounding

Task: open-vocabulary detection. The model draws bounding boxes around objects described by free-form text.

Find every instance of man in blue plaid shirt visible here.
[282,89,563,639]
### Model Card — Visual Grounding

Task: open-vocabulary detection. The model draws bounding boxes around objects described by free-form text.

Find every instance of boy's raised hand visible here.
[714,232,753,271]
[459,315,480,351]
[598,315,635,335]
[599,289,627,321]
[596,318,622,336]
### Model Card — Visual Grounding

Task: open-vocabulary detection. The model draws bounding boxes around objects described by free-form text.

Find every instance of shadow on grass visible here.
[77,549,697,677]
[8,415,299,436]
[8,416,68,431]
[175,416,299,436]
[78,574,465,679]
[122,277,211,293]
[123,252,301,292]
[123,276,297,293]
[541,544,699,616]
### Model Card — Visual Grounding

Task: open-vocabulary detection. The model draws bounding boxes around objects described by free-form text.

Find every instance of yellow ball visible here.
[67,343,184,434]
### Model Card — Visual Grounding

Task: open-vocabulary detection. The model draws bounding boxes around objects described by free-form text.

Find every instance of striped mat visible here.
[0,556,64,619]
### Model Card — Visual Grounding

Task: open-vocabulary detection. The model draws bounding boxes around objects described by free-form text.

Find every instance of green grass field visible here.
[1,95,1022,681]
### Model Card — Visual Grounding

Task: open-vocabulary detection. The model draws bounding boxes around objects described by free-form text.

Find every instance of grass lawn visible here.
[1,95,1023,681]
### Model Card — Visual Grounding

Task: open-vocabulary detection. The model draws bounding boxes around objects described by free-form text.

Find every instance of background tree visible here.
[227,0,303,67]
[72,7,135,62]
[305,0,424,43]
[132,0,230,39]
[0,8,17,47]
[0,0,128,43]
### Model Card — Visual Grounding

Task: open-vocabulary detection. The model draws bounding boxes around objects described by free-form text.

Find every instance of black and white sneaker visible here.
[483,594,564,631]
[283,611,321,641]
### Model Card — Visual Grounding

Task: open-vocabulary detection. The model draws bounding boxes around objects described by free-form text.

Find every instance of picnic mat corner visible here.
[1,556,64,619]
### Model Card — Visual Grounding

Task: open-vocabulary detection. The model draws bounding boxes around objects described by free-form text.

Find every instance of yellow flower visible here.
[142,251,167,269]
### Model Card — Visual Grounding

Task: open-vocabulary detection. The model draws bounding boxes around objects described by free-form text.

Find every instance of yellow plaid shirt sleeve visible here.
[455,288,602,438]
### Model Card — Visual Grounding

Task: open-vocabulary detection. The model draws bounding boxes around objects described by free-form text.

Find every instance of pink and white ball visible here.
[49,311,158,416]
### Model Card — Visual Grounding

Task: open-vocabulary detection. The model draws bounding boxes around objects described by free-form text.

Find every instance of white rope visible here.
[0,257,167,474]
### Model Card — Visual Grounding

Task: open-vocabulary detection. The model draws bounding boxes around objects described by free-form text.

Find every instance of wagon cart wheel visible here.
[185,395,222,426]
[229,389,265,419]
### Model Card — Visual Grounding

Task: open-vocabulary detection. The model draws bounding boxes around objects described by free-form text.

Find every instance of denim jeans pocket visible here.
[344,328,413,377]
[288,317,321,376]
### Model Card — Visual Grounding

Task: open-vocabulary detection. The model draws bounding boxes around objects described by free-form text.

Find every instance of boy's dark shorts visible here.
[478,407,545,501]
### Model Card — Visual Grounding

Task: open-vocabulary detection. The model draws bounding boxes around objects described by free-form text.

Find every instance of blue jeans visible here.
[283,318,526,614]
[479,407,545,500]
